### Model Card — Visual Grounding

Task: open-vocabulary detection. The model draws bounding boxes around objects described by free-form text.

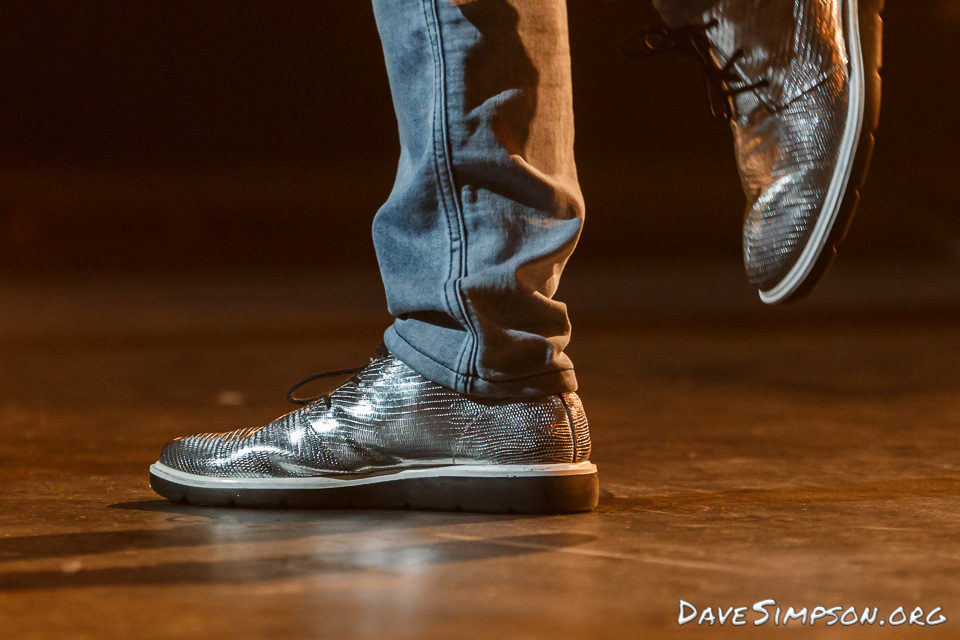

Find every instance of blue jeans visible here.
[371,0,583,398]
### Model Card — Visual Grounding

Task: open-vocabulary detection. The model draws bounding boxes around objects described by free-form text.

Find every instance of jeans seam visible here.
[419,0,458,326]
[421,0,481,392]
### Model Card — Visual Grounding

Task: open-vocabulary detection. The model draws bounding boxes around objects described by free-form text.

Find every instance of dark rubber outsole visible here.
[777,0,884,304]
[150,471,600,514]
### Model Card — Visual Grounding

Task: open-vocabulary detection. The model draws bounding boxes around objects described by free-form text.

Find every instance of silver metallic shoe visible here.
[641,0,883,303]
[150,346,598,513]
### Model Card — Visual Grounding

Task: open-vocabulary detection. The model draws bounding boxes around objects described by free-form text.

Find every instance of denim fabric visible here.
[371,0,584,398]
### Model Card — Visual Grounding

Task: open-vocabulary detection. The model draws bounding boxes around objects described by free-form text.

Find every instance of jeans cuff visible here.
[383,324,578,399]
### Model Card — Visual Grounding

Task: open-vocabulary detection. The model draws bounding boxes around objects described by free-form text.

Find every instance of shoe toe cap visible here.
[742,173,824,289]
[737,89,849,291]
[158,427,264,476]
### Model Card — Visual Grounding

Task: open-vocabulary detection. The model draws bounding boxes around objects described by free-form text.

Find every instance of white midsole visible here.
[150,461,598,490]
[759,0,865,304]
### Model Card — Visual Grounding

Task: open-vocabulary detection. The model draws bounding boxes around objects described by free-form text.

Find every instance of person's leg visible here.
[149,1,598,513]
[371,0,584,398]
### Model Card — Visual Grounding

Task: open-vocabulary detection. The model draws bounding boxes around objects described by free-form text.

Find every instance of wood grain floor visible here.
[1,266,958,639]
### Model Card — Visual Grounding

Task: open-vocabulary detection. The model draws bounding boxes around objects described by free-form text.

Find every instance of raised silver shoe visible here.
[150,346,597,513]
[648,0,883,303]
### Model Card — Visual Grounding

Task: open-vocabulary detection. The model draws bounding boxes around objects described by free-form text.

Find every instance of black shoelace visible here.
[622,19,769,122]
[286,344,389,407]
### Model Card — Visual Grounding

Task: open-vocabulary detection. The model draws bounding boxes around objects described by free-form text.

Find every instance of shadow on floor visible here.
[0,500,531,563]
[0,533,596,592]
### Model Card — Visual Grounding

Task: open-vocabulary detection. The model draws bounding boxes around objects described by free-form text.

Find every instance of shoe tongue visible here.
[658,0,848,116]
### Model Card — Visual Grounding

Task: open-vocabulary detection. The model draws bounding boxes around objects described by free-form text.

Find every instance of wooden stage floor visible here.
[1,265,958,638]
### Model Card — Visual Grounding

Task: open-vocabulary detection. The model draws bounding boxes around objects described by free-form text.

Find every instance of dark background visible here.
[0,1,957,273]
[4,5,960,632]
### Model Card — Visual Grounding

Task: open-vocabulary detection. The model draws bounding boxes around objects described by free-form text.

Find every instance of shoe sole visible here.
[758,0,884,305]
[149,461,600,514]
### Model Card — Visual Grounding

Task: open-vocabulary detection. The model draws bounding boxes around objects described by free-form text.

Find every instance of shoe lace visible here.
[286,344,389,407]
[622,19,769,122]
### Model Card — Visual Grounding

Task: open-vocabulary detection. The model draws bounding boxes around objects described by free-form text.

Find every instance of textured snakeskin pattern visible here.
[160,352,590,477]
[657,0,852,289]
